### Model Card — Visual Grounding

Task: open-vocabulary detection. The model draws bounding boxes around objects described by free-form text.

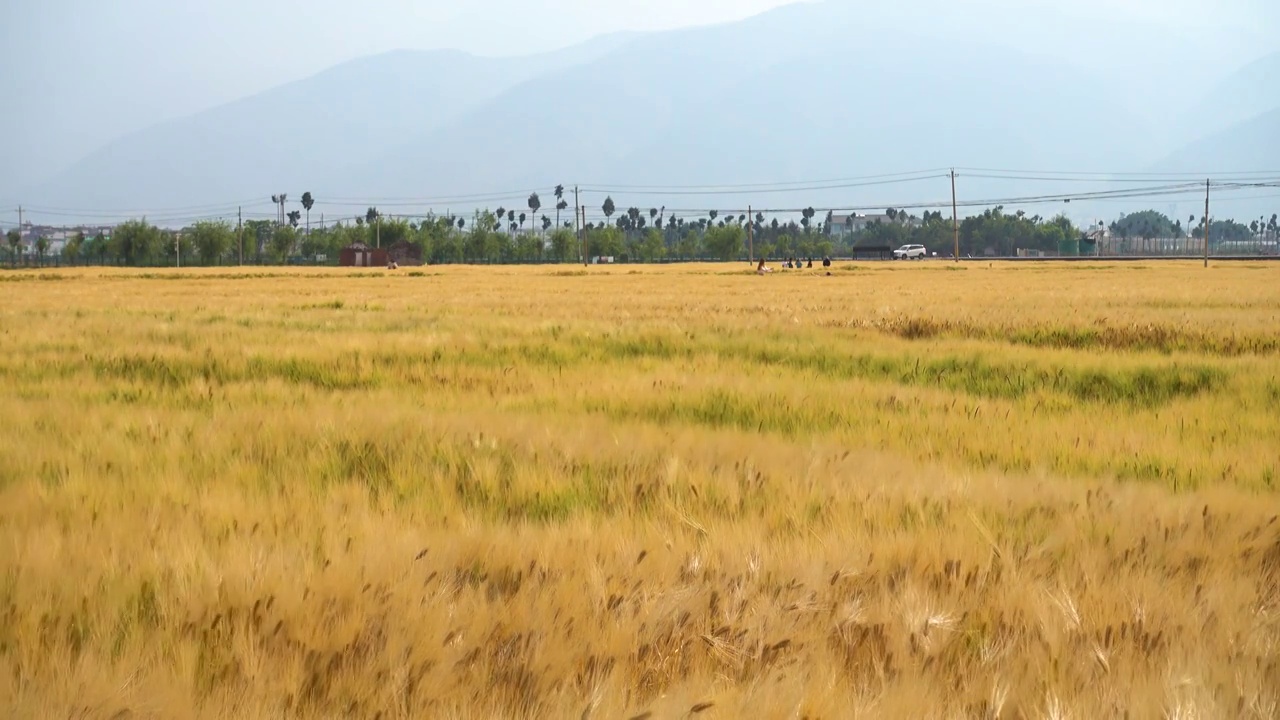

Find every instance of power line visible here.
[11,172,1280,229]
[571,181,1268,217]
[964,173,1280,185]
[953,167,1280,178]
[575,168,952,191]
[14,170,1278,219]
[18,198,272,216]
[581,174,950,197]
[320,189,546,205]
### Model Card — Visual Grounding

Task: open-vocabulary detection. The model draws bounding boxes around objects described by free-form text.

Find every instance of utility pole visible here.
[237,207,243,265]
[581,206,588,266]
[1203,179,1210,268]
[376,212,381,249]
[951,170,959,262]
[175,230,181,268]
[747,205,754,263]
[574,186,583,266]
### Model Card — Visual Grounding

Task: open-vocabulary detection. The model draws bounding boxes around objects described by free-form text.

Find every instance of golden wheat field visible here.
[2,261,1280,719]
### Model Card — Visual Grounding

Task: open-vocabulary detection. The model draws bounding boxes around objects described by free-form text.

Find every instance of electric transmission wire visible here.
[13,167,1280,228]
[954,166,1280,178]
[578,168,952,191]
[581,174,950,197]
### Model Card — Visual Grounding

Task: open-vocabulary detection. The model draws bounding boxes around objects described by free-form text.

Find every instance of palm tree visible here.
[507,210,516,233]
[554,185,566,230]
[288,210,301,228]
[366,207,381,247]
[519,212,527,232]
[302,192,315,236]
[6,229,20,266]
[271,195,280,226]
[602,196,616,228]
[528,193,542,233]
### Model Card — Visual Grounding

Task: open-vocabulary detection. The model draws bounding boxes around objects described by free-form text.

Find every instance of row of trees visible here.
[295,211,758,264]
[1110,210,1278,242]
[836,207,1080,257]
[843,207,1280,258]
[262,187,1278,253]
[3,219,299,267]
[6,191,1277,266]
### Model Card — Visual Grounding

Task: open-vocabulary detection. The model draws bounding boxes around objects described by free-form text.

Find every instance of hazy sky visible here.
[1,0,1276,198]
[1,0,795,122]
[0,0,794,194]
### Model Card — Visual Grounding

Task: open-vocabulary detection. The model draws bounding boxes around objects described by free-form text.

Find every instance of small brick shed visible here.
[339,243,388,267]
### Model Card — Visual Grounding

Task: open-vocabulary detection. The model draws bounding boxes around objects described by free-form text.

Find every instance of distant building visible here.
[849,244,893,260]
[21,224,112,250]
[339,242,388,267]
[828,213,900,237]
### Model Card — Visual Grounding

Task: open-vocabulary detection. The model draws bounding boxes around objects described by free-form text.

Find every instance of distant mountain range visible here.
[1154,108,1280,175]
[25,0,1280,225]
